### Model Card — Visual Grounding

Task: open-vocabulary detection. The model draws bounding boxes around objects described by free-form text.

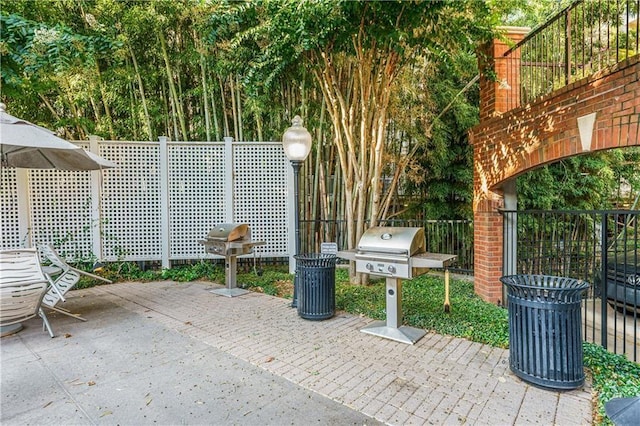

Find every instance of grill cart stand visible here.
[213,243,265,297]
[361,277,425,344]
[338,226,456,345]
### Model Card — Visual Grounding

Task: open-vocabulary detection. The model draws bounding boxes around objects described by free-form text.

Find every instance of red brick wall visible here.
[474,54,640,197]
[470,34,640,303]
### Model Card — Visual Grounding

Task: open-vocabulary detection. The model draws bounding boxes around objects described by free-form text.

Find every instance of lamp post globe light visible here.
[282,115,312,308]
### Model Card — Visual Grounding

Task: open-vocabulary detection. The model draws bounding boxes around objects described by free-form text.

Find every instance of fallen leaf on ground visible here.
[64,333,72,338]
[88,381,96,386]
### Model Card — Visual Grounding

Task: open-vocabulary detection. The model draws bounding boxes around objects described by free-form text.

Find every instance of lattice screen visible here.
[1,139,291,264]
[100,142,161,261]
[168,143,226,259]
[0,168,21,249]
[28,168,94,259]
[232,142,290,257]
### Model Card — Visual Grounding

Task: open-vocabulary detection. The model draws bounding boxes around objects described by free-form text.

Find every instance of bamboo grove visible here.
[2,1,638,283]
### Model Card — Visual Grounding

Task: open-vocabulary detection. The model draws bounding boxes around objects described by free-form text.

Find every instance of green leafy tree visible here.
[217,0,498,282]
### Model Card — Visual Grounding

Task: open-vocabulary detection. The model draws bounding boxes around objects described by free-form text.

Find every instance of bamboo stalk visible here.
[128,44,153,141]
[229,75,239,141]
[197,43,212,141]
[94,63,115,139]
[159,32,187,141]
[209,76,221,141]
[235,75,243,141]
[218,76,230,137]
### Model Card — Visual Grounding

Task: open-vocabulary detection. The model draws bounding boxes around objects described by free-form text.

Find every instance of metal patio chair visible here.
[40,245,112,322]
[0,249,55,337]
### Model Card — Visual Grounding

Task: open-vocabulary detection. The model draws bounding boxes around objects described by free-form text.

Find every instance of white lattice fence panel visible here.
[168,143,226,259]
[232,142,289,256]
[100,142,161,261]
[28,169,94,259]
[2,139,291,264]
[0,168,21,249]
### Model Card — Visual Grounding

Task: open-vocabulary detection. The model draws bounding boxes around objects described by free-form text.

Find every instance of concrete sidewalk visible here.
[1,281,593,425]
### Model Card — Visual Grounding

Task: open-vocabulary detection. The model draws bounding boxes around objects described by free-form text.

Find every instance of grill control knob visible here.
[387,265,396,274]
[366,263,373,271]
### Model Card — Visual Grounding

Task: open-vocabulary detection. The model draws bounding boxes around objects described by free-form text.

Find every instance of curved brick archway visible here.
[469,30,640,303]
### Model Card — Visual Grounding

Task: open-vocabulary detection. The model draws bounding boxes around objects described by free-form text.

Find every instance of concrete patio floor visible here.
[1,280,593,425]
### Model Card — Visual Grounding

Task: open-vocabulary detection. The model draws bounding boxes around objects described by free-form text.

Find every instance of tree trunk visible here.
[38,95,61,121]
[307,30,404,284]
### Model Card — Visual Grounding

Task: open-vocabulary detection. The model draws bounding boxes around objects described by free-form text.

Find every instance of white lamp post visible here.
[282,115,312,308]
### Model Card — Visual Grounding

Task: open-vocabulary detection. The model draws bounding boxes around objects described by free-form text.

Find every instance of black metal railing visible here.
[503,0,639,110]
[502,209,639,362]
[299,219,474,274]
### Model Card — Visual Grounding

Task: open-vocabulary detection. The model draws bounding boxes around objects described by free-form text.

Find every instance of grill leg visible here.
[386,278,402,328]
[360,277,426,345]
[227,256,236,289]
[211,255,249,297]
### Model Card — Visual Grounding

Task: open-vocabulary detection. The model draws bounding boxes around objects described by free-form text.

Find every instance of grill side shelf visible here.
[336,249,357,261]
[410,253,457,269]
[226,240,266,249]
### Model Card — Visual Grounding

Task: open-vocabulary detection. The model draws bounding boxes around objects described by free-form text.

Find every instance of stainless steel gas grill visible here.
[338,226,456,344]
[199,223,265,297]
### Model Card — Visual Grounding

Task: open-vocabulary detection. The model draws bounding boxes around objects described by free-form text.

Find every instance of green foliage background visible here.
[1,0,637,219]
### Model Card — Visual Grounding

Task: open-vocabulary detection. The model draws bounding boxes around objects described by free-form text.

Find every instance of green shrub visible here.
[583,342,640,425]
[161,261,222,282]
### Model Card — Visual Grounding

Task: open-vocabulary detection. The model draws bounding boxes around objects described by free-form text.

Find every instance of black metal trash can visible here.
[294,253,337,320]
[500,274,590,390]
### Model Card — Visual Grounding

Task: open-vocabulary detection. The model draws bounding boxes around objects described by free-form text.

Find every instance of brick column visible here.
[473,27,528,304]
[479,26,528,119]
[473,199,504,303]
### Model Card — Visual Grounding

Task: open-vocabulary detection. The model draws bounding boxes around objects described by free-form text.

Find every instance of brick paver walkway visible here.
[84,281,592,425]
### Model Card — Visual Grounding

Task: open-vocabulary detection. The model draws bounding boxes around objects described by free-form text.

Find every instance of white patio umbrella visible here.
[0,103,116,170]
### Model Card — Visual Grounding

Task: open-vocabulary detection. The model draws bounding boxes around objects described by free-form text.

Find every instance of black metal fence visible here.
[299,219,474,274]
[503,0,639,110]
[502,209,639,362]
[300,211,638,361]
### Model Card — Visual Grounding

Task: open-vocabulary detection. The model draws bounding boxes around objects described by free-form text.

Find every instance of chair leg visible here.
[46,306,87,322]
[39,309,55,338]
